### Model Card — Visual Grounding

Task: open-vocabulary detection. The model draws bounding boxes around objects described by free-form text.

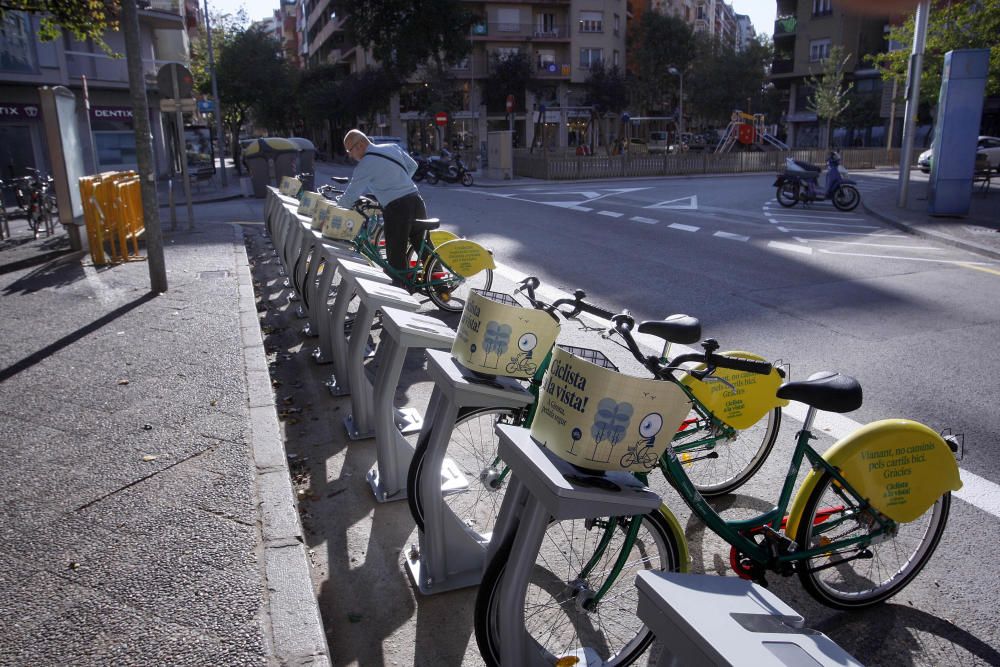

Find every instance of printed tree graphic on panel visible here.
[589,399,633,463]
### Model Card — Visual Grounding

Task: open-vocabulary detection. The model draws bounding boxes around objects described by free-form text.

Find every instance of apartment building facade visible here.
[0,2,197,182]
[770,0,890,147]
[648,1,740,51]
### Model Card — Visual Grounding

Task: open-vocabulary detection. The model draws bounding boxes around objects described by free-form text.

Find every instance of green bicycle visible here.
[317,177,494,313]
[405,277,785,541]
[473,312,962,666]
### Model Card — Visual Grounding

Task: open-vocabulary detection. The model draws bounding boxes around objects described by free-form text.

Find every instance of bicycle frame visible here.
[658,404,889,569]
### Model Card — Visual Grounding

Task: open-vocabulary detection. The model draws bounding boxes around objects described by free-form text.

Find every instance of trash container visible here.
[289,137,316,191]
[267,137,300,186]
[243,139,271,198]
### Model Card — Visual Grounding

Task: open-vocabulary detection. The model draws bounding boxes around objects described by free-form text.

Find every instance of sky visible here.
[208,0,779,37]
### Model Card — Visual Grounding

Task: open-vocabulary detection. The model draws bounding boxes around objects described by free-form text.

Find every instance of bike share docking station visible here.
[324,260,392,397]
[366,308,457,503]
[342,278,422,440]
[304,238,368,362]
[406,349,533,595]
[488,424,663,666]
[635,572,861,667]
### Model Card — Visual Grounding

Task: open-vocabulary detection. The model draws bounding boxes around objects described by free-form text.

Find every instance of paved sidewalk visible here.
[861,174,1000,260]
[0,212,328,665]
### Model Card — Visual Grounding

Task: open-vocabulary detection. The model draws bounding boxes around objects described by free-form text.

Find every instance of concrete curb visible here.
[232,224,331,666]
[861,200,1000,262]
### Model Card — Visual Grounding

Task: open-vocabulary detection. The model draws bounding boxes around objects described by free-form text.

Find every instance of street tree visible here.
[298,66,398,158]
[333,0,475,78]
[481,52,535,113]
[215,26,288,170]
[687,34,773,129]
[1,0,119,46]
[806,45,853,148]
[873,0,999,114]
[628,12,696,115]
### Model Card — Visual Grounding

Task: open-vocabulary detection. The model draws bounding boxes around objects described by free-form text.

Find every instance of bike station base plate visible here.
[394,406,424,435]
[343,413,375,441]
[635,571,862,667]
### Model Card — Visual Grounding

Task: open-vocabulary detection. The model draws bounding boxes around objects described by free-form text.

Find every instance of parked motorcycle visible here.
[425,150,474,186]
[411,154,431,182]
[774,151,860,211]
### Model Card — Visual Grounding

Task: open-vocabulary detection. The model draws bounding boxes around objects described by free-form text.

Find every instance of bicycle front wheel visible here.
[475,509,683,666]
[406,406,520,535]
[673,407,781,496]
[423,254,492,313]
[796,472,950,609]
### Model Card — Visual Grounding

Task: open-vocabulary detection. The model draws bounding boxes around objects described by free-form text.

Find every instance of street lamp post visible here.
[668,65,685,140]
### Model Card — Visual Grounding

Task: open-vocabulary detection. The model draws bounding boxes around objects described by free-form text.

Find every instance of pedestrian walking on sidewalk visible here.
[337,129,426,287]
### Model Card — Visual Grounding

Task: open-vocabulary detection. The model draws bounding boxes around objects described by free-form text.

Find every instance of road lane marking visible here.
[597,210,623,218]
[774,220,879,229]
[958,262,1000,277]
[490,262,1000,521]
[668,223,700,232]
[811,240,946,250]
[714,231,749,242]
[646,195,698,210]
[768,240,813,254]
[631,216,659,224]
[815,248,996,265]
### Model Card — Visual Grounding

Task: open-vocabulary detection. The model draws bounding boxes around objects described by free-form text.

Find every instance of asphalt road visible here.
[300,162,1000,665]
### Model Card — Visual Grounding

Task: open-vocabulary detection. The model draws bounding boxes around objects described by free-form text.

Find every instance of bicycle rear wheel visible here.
[475,509,683,666]
[406,406,521,534]
[673,406,781,496]
[423,253,492,313]
[796,472,950,609]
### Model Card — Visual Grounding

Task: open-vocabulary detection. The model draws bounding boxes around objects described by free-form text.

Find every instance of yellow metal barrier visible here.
[78,171,145,265]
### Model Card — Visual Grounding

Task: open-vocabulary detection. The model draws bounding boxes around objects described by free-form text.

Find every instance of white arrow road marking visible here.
[645,195,698,210]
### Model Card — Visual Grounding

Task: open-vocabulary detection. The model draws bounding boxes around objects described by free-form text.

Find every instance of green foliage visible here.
[333,0,475,78]
[628,12,696,114]
[1,0,119,50]
[189,8,250,95]
[481,52,534,112]
[298,65,399,155]
[687,34,774,126]
[806,45,854,147]
[873,0,1000,109]
[584,63,629,114]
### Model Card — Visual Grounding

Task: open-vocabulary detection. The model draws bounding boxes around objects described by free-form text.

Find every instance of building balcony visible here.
[471,22,570,41]
[774,16,796,38]
[535,62,571,78]
[771,58,794,76]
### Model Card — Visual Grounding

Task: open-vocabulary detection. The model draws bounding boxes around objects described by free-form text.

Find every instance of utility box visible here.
[487,131,513,180]
[928,49,991,216]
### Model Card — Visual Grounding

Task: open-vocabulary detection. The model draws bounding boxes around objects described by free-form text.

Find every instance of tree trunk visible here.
[121,0,167,292]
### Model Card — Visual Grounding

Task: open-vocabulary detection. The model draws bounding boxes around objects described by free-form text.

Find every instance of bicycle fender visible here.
[428,229,460,248]
[679,351,788,430]
[655,503,691,573]
[785,419,962,538]
[433,238,496,277]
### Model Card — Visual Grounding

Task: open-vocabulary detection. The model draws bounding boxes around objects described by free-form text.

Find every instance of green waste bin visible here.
[289,137,316,190]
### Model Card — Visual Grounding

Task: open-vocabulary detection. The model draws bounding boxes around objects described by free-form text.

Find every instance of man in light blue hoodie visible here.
[338,129,427,286]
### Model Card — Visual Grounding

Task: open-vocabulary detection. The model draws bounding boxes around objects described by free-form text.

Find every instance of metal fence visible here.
[513,148,906,180]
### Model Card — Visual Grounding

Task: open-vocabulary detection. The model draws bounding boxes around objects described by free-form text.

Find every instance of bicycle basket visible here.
[316,201,364,241]
[298,191,324,226]
[279,175,302,197]
[452,289,560,380]
[530,344,690,473]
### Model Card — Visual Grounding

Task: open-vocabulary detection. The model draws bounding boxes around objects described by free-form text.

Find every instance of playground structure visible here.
[716,110,789,153]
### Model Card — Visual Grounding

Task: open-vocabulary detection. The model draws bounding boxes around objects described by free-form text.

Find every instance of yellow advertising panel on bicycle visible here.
[433,238,495,277]
[428,229,460,248]
[297,191,324,226]
[786,419,962,536]
[452,289,560,379]
[279,176,302,197]
[679,351,788,430]
[316,201,364,241]
[531,345,690,473]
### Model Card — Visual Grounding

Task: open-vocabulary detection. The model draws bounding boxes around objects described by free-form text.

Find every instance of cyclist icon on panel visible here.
[505,332,539,374]
[619,412,664,469]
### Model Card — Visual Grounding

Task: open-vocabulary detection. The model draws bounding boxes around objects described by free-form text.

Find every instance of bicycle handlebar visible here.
[514,277,615,322]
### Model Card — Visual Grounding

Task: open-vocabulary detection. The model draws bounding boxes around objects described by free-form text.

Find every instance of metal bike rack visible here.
[366,307,456,503]
[635,572,862,666]
[303,238,364,363]
[405,350,533,595]
[342,278,421,440]
[324,260,392,396]
[487,424,663,666]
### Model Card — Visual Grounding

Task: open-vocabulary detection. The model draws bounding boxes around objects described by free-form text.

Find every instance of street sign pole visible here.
[898,0,930,207]
[172,65,195,230]
[203,0,227,187]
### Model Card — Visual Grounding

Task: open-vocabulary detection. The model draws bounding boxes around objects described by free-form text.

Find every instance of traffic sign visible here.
[197,99,215,113]
[157,63,194,100]
[435,112,448,126]
[506,95,514,113]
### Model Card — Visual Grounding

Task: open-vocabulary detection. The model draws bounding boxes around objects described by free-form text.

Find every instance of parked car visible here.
[647,131,670,153]
[627,137,649,154]
[918,135,1000,173]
